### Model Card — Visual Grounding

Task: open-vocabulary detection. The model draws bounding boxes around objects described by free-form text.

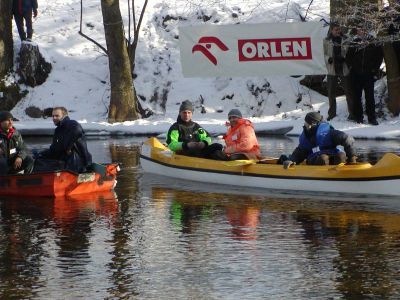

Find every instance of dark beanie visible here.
[228,109,242,118]
[305,111,322,125]
[179,100,194,112]
[0,111,13,122]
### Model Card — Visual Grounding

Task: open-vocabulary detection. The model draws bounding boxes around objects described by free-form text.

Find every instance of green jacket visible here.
[0,127,29,165]
[166,117,211,152]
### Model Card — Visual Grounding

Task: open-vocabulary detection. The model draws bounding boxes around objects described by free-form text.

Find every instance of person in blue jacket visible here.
[12,0,38,41]
[282,112,357,169]
[38,107,92,173]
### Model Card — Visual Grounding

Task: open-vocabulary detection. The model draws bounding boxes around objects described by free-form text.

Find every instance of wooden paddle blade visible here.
[258,157,279,164]
[223,160,257,167]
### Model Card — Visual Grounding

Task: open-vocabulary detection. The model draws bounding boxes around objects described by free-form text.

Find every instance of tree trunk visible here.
[383,42,400,115]
[101,0,139,122]
[0,0,13,77]
[384,0,400,115]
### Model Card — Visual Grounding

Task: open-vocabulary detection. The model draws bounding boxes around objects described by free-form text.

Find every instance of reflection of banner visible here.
[179,22,327,77]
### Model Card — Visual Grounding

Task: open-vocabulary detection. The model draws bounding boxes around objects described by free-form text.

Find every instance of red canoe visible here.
[0,164,119,197]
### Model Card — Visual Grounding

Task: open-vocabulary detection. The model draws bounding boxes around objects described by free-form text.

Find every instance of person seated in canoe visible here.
[35,106,92,173]
[0,111,34,175]
[166,100,223,158]
[282,111,357,169]
[211,109,261,161]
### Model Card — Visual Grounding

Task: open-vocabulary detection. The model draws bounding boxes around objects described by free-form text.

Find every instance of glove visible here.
[196,141,206,150]
[347,156,357,164]
[31,149,41,159]
[283,160,295,169]
[187,141,205,150]
[328,57,333,64]
[277,154,289,165]
[186,142,196,150]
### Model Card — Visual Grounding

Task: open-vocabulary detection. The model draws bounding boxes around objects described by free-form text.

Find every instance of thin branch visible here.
[128,0,131,45]
[304,0,314,20]
[129,0,149,72]
[79,0,108,55]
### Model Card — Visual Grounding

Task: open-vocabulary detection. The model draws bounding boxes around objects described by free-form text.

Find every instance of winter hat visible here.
[228,109,242,119]
[0,111,13,122]
[305,111,322,125]
[179,100,194,112]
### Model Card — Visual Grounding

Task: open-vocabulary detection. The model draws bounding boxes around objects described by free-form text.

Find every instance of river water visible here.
[0,136,400,299]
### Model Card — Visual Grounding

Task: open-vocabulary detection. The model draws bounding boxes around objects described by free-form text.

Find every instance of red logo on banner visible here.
[192,37,229,65]
[238,37,312,61]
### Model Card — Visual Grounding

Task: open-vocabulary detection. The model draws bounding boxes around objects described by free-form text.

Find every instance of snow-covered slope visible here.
[8,0,400,139]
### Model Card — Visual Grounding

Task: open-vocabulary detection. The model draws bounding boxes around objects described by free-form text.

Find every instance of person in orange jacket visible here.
[222,109,261,160]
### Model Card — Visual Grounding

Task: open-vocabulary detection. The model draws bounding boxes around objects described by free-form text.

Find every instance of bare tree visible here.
[101,0,139,122]
[0,0,13,78]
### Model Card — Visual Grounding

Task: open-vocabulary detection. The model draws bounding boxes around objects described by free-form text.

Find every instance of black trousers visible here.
[180,143,247,161]
[13,11,33,40]
[327,75,354,119]
[350,72,377,122]
[0,156,34,175]
[180,143,224,159]
[306,152,346,165]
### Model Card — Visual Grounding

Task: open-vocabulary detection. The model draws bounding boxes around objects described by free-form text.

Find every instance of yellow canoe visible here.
[140,137,400,196]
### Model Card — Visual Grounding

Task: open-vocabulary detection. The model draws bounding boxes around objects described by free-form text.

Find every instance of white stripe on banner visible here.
[179,22,327,77]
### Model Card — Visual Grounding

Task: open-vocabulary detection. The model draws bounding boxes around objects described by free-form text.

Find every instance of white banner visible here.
[179,22,327,77]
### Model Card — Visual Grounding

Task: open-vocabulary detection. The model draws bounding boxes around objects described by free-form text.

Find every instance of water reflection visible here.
[146,184,400,299]
[0,192,118,299]
[154,188,261,240]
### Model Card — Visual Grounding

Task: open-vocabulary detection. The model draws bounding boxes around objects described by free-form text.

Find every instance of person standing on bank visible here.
[38,107,92,173]
[166,100,222,158]
[0,111,34,175]
[282,112,357,169]
[222,109,261,160]
[346,27,384,125]
[323,23,354,121]
[12,0,38,41]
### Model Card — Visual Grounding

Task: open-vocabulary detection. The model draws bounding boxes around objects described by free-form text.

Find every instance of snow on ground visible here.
[7,0,400,139]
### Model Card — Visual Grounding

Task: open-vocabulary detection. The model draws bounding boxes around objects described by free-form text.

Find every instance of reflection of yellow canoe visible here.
[151,187,400,233]
[140,138,400,196]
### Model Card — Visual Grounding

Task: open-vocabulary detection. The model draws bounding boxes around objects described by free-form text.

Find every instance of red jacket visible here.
[223,119,260,160]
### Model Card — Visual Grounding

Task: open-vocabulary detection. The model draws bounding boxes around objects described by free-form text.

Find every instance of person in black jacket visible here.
[38,107,92,173]
[346,28,384,125]
[0,111,34,175]
[282,112,357,169]
[12,0,38,41]
[323,23,353,121]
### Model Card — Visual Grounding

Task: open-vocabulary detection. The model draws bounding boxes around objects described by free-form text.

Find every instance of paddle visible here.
[223,157,278,167]
[223,159,257,167]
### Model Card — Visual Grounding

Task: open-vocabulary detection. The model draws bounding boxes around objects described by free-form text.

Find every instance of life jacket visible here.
[176,121,202,143]
[223,119,260,160]
[299,122,340,159]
